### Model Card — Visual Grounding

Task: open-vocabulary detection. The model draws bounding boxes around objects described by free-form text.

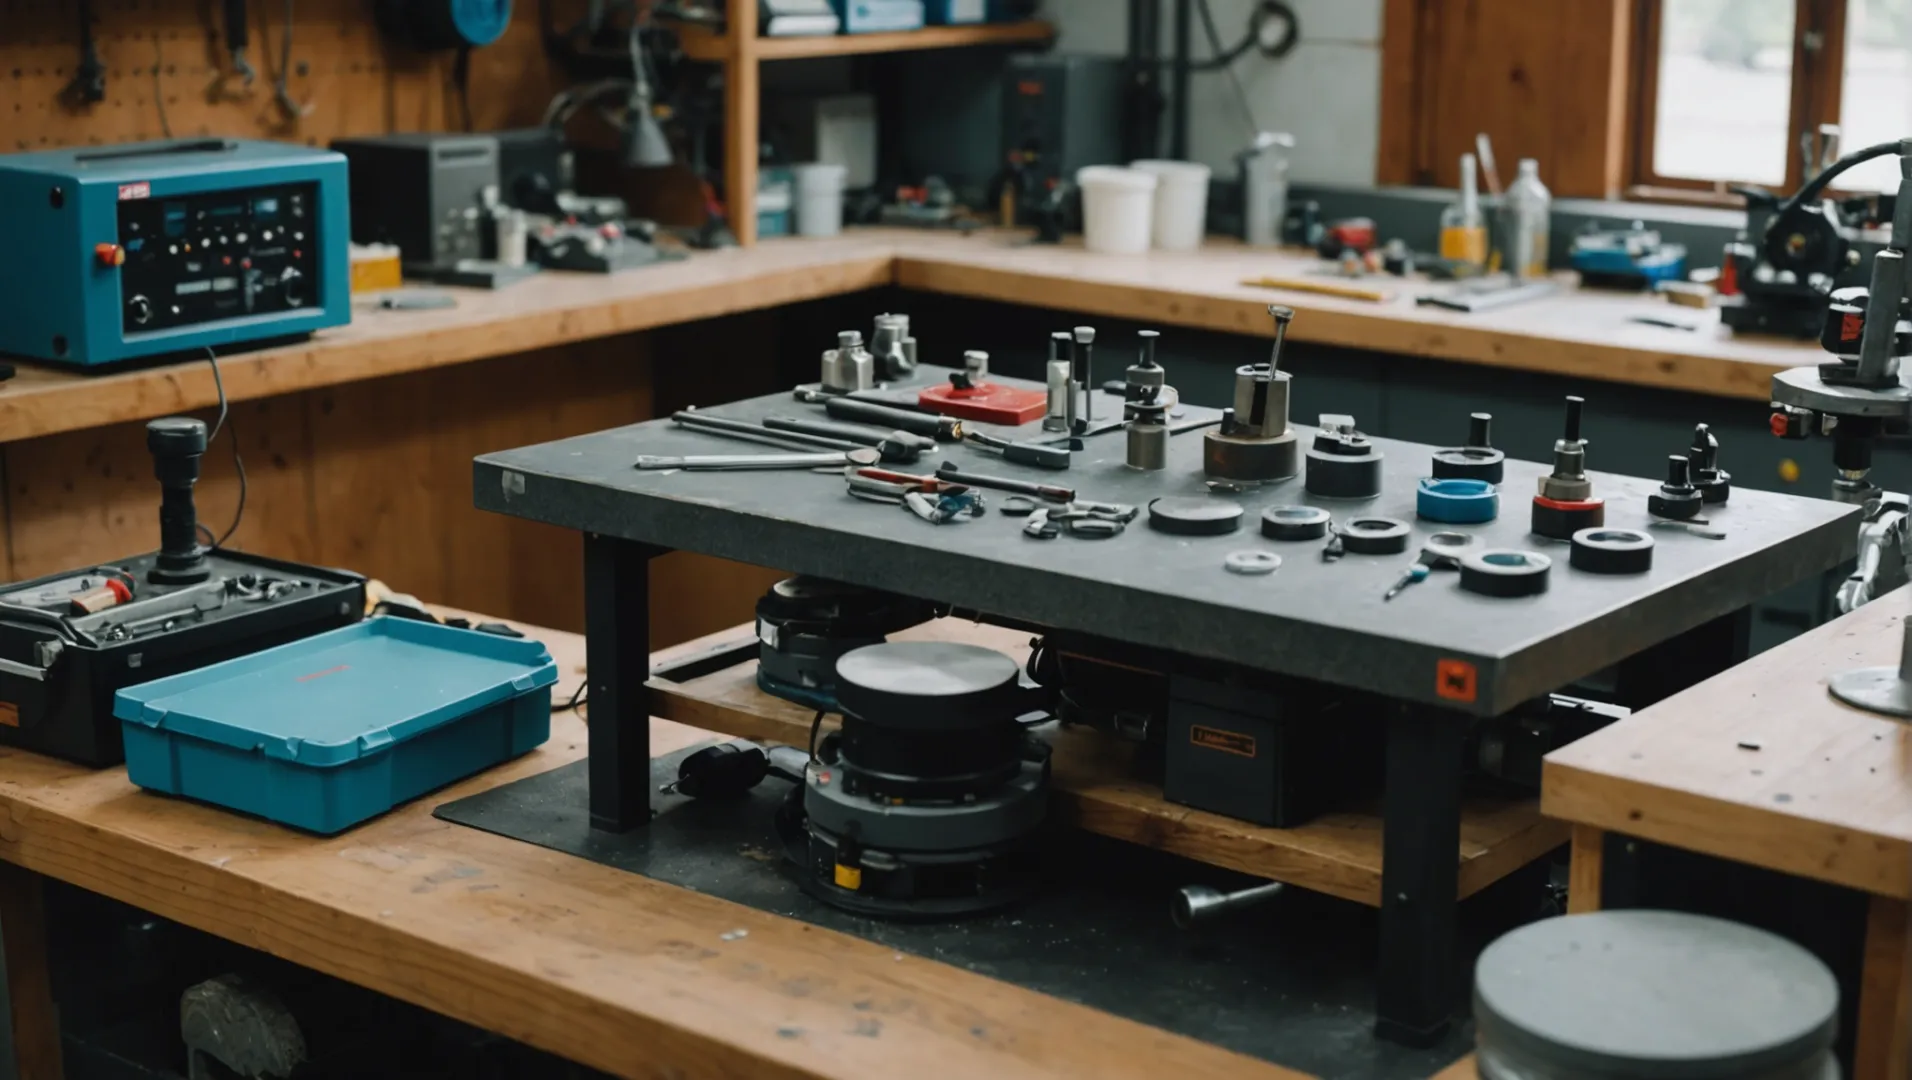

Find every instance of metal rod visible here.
[1170,0,1192,160]
[1172,880,1286,929]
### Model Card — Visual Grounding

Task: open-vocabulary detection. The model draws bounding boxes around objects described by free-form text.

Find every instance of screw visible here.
[1563,396,1585,442]
[1137,329,1159,369]
[837,330,862,350]
[1267,304,1295,372]
[1665,454,1692,489]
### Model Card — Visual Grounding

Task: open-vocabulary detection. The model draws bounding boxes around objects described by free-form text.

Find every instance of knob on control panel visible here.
[279,267,305,308]
[128,295,153,326]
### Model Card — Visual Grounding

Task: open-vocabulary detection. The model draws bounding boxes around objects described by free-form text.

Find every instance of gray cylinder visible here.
[1229,364,1291,439]
[1128,420,1168,471]
[1475,910,1840,1080]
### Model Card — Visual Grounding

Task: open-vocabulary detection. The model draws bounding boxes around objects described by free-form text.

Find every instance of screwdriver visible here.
[1383,562,1431,601]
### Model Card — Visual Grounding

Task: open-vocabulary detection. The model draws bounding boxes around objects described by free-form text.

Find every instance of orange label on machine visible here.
[1436,659,1478,703]
[1189,724,1257,758]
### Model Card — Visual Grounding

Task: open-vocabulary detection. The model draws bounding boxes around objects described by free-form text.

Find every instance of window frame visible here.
[1627,0,1849,200]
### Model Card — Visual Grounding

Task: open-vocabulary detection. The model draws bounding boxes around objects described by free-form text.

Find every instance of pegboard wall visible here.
[0,1,567,153]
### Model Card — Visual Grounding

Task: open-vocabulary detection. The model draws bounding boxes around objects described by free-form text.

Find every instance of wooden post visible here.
[0,863,62,1080]
[1856,895,1912,1080]
[1566,824,1604,915]
[724,0,760,246]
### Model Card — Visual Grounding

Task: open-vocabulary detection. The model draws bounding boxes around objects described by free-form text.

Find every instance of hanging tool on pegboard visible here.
[269,0,316,122]
[66,0,109,105]
[207,0,257,101]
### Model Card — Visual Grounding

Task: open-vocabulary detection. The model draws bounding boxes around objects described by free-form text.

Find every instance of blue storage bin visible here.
[115,616,556,835]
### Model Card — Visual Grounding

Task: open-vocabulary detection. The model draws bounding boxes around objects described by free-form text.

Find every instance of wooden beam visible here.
[725,0,761,246]
[1566,824,1604,914]
[0,863,63,1080]
[1857,896,1912,1080]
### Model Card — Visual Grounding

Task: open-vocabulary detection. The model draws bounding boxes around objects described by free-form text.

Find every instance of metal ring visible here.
[1224,551,1282,575]
[1338,516,1412,555]
[1261,505,1332,541]
[1459,549,1553,597]
[1569,528,1655,574]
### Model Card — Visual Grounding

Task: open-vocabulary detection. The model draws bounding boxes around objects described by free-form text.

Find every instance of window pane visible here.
[1838,0,1912,191]
[1653,0,1796,185]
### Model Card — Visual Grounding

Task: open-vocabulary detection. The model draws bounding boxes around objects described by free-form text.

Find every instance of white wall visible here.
[1038,0,1382,186]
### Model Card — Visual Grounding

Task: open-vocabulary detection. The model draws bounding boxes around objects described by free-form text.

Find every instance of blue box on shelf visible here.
[114,616,557,835]
[834,0,925,32]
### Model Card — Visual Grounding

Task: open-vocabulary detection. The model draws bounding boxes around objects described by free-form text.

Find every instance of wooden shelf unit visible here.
[646,619,1569,908]
[700,0,1054,246]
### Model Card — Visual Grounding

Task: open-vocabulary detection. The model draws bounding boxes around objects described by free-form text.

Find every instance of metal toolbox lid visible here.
[113,616,556,767]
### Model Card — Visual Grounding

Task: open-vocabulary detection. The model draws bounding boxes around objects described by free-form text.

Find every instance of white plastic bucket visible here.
[1076,166,1158,255]
[1131,159,1211,251]
[792,162,848,238]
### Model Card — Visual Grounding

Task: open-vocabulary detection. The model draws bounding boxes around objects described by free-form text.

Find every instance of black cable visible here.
[1187,0,1298,72]
[1784,139,1904,214]
[453,45,473,132]
[202,348,247,550]
[807,708,826,764]
[563,678,588,715]
[152,36,173,138]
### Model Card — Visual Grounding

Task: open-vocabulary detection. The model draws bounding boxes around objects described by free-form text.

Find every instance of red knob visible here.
[95,242,125,267]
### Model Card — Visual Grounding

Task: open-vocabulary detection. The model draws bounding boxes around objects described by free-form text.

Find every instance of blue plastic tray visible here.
[115,617,556,834]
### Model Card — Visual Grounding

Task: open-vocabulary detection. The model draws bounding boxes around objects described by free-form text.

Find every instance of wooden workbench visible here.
[0,230,1819,445]
[0,616,1308,1080]
[1543,590,1912,1080]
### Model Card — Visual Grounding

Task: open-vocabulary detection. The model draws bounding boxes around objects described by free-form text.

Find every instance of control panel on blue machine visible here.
[116,184,321,334]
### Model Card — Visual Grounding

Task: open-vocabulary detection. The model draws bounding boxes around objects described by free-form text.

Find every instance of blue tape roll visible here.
[1417,477,1499,524]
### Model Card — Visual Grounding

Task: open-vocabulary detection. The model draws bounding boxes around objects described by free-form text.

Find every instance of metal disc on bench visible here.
[1474,910,1840,1080]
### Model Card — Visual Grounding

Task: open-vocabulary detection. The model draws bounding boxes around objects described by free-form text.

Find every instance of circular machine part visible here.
[1474,910,1838,1080]
[1202,429,1301,482]
[1416,477,1499,524]
[1569,528,1655,574]
[1304,430,1385,500]
[1148,497,1244,536]
[1001,496,1039,517]
[1420,531,1482,566]
[1459,549,1553,598]
[1694,468,1733,505]
[1224,551,1282,575]
[755,577,924,708]
[1261,505,1332,541]
[1531,495,1606,541]
[1430,445,1507,484]
[1337,517,1411,555]
[835,642,1022,734]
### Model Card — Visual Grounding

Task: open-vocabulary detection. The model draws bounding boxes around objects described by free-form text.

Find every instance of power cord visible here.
[152,36,173,137]
[1194,0,1299,137]
[195,347,248,550]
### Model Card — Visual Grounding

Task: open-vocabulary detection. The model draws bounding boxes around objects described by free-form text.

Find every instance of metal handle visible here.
[0,656,48,682]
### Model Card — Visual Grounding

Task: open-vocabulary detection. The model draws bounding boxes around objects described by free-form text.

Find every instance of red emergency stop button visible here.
[95,242,125,267]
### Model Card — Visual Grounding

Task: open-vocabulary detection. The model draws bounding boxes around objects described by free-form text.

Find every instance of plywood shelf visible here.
[677,20,1054,62]
[647,619,1569,908]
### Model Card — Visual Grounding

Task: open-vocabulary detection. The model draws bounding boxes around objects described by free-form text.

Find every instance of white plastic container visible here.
[1076,166,1158,255]
[792,162,848,238]
[1131,159,1212,251]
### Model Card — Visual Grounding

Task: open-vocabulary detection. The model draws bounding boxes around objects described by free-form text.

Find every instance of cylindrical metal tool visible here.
[1431,411,1506,484]
[1569,528,1655,574]
[871,314,912,379]
[764,416,928,455]
[147,417,212,584]
[1204,306,1301,481]
[1045,331,1073,433]
[1647,454,1704,519]
[1072,326,1097,428]
[1475,911,1839,1080]
[1126,386,1169,471]
[1460,549,1552,597]
[821,330,875,394]
[1147,497,1243,536]
[1532,395,1604,540]
[672,411,863,452]
[962,349,989,381]
[1304,415,1384,499]
[1172,880,1286,929]
[823,396,960,441]
[1126,330,1166,409]
[934,463,1074,503]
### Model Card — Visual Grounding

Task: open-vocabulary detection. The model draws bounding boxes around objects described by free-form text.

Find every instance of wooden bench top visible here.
[0,613,1309,1080]
[0,231,1819,444]
[1543,588,1912,900]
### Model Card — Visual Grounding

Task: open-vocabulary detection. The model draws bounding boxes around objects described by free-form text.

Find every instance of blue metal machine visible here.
[0,138,351,368]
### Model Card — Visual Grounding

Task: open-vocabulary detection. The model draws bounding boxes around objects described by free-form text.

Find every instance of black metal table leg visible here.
[1375,705,1468,1046]
[583,534,663,833]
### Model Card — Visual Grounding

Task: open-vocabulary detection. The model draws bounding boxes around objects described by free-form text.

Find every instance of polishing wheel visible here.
[1337,517,1411,555]
[1460,549,1552,597]
[1148,497,1244,536]
[1261,505,1332,540]
[1569,528,1655,574]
